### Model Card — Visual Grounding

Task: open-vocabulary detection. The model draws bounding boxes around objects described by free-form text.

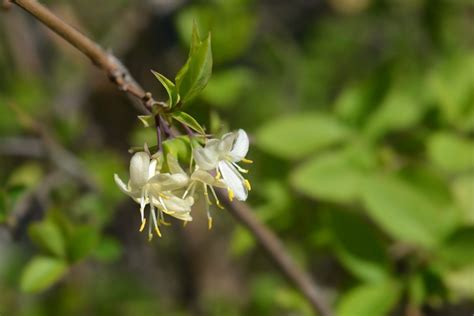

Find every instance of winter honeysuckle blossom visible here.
[193,129,252,201]
[114,129,252,239]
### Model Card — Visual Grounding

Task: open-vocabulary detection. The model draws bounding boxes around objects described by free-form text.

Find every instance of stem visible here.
[182,124,195,138]
[7,2,332,315]
[159,115,173,138]
[155,116,163,152]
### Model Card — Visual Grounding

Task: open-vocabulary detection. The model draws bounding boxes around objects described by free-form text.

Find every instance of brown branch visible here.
[7,1,332,315]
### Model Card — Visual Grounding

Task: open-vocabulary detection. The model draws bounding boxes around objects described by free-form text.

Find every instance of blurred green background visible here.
[0,0,473,315]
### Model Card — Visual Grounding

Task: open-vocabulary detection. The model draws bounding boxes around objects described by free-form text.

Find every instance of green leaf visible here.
[328,211,391,282]
[137,115,155,128]
[8,163,43,188]
[364,89,424,140]
[444,265,474,299]
[426,53,474,130]
[452,174,474,223]
[67,225,99,263]
[170,111,205,135]
[428,132,474,173]
[362,175,459,248]
[175,24,212,104]
[93,237,122,263]
[336,280,401,316]
[151,70,179,107]
[20,256,68,293]
[162,136,192,165]
[201,68,253,107]
[291,146,374,203]
[438,226,474,266]
[256,112,352,160]
[176,4,256,64]
[28,220,66,258]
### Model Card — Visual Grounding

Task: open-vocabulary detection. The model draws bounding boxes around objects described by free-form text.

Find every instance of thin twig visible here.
[7,2,332,315]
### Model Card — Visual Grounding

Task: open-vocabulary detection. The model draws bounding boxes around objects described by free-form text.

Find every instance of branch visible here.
[7,1,332,315]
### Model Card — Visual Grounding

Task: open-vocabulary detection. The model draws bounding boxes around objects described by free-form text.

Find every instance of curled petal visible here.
[154,195,194,221]
[193,146,218,170]
[191,169,227,188]
[167,154,186,175]
[218,132,235,154]
[218,161,247,201]
[114,174,141,201]
[129,152,151,188]
[148,173,188,192]
[229,129,249,162]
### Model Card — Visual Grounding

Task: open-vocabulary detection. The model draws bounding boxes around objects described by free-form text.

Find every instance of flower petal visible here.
[193,146,218,170]
[229,129,249,161]
[166,154,186,175]
[154,195,194,221]
[114,174,140,201]
[148,173,188,192]
[218,132,235,154]
[191,169,227,188]
[129,152,150,188]
[219,161,247,201]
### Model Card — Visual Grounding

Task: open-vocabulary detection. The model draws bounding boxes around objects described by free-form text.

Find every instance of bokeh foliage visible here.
[0,0,473,315]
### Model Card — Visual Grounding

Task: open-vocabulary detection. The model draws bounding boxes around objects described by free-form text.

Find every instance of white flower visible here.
[114,151,192,239]
[193,129,252,202]
[168,154,226,229]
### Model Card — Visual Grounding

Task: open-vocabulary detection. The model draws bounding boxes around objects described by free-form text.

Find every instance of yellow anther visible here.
[216,200,225,209]
[242,158,253,164]
[183,221,188,227]
[148,233,153,241]
[215,171,221,180]
[240,169,249,174]
[228,189,234,202]
[154,226,162,238]
[160,219,171,226]
[139,219,147,232]
[159,193,169,199]
[244,179,252,191]
[208,217,213,230]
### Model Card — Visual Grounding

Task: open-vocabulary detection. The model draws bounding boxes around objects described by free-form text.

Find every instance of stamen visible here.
[150,204,162,238]
[159,210,171,226]
[244,179,252,191]
[139,218,147,232]
[203,184,213,205]
[159,196,175,214]
[183,182,195,198]
[242,158,253,164]
[215,170,221,180]
[232,162,248,173]
[228,189,235,202]
[208,216,213,230]
[148,212,153,241]
[183,221,188,227]
[209,186,224,209]
[206,203,212,230]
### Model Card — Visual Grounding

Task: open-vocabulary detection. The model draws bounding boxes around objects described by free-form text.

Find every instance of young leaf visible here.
[20,256,68,293]
[170,111,205,135]
[28,220,66,258]
[336,281,401,316]
[175,24,212,104]
[362,175,459,249]
[67,225,100,263]
[151,70,179,107]
[438,226,474,266]
[328,211,391,283]
[137,115,155,128]
[162,136,192,165]
[256,112,351,160]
